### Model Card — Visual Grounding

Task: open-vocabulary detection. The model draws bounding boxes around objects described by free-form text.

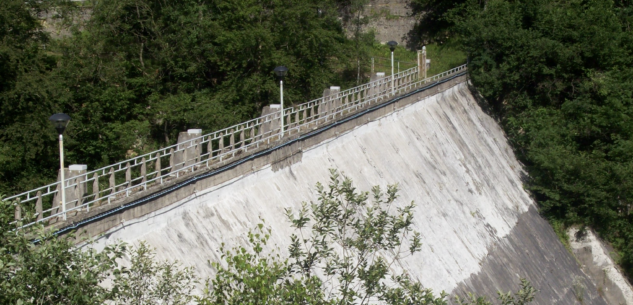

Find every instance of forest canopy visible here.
[441,0,633,277]
[0,0,375,195]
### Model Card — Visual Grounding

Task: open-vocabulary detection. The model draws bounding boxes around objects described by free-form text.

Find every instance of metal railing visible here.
[6,63,467,229]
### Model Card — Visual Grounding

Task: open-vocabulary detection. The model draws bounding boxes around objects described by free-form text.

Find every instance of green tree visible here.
[0,0,76,194]
[449,0,633,276]
[0,195,126,304]
[111,242,197,305]
[199,169,444,304]
[198,170,535,305]
[337,0,376,84]
[1,0,373,195]
[53,0,354,163]
[409,0,469,45]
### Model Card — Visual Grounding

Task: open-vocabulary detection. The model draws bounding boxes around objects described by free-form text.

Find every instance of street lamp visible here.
[387,41,398,95]
[273,66,288,136]
[317,7,323,17]
[49,113,71,220]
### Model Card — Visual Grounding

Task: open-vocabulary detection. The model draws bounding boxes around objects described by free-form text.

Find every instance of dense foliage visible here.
[444,0,633,277]
[0,0,370,195]
[409,0,468,44]
[0,0,73,194]
[0,195,124,304]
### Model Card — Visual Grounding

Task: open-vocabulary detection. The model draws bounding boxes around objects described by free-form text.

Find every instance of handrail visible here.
[6,63,467,229]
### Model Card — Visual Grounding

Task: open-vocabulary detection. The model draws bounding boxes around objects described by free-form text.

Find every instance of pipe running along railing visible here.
[6,63,467,229]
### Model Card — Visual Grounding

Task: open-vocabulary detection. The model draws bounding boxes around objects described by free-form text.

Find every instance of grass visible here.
[368,42,467,77]
[425,43,467,75]
[551,219,574,255]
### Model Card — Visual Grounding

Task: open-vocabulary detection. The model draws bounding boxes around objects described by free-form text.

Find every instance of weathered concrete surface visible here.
[91,82,607,303]
[344,0,416,46]
[568,227,633,304]
[451,207,607,304]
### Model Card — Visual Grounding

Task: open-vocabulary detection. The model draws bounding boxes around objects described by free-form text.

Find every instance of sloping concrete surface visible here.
[92,82,607,303]
[568,227,633,304]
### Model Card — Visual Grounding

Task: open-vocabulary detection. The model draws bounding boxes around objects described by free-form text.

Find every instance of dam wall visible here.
[89,78,611,304]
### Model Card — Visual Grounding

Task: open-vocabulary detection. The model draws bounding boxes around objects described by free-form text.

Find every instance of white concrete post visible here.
[280,80,285,136]
[36,191,42,221]
[329,86,341,116]
[14,200,21,223]
[391,50,395,95]
[155,153,161,178]
[418,46,427,80]
[69,164,87,210]
[108,168,115,194]
[125,162,131,187]
[59,134,66,220]
[423,46,427,79]
[92,173,99,206]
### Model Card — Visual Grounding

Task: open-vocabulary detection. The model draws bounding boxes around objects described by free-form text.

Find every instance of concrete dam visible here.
[9,62,632,303]
[85,77,617,303]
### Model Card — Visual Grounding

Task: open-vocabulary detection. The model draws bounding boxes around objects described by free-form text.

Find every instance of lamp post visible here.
[387,41,398,95]
[273,66,288,136]
[49,113,71,220]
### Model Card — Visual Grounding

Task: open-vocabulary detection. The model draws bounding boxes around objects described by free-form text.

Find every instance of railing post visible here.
[207,140,213,164]
[125,162,131,189]
[260,105,280,139]
[418,46,427,80]
[155,153,161,179]
[169,148,175,173]
[218,132,225,152]
[320,88,333,121]
[69,165,87,212]
[109,168,115,196]
[92,173,99,207]
[36,191,42,221]
[141,157,147,183]
[52,168,68,220]
[14,199,21,224]
[229,128,235,149]
[51,165,86,218]
[327,86,341,118]
[370,73,385,101]
[175,129,202,171]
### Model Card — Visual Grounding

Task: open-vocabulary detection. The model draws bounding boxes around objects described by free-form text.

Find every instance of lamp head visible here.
[273,66,288,81]
[387,41,398,52]
[49,113,71,135]
[317,7,323,17]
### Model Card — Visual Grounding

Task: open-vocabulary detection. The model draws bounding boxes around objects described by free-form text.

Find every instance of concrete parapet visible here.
[370,73,386,98]
[261,104,281,139]
[320,86,341,121]
[174,129,203,172]
[52,164,88,219]
[418,47,427,79]
[53,74,469,236]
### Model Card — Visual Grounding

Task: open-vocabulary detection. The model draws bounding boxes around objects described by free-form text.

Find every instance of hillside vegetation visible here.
[415,0,633,278]
[0,0,376,195]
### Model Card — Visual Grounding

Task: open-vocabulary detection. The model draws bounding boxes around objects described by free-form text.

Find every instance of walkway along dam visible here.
[7,58,633,303]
